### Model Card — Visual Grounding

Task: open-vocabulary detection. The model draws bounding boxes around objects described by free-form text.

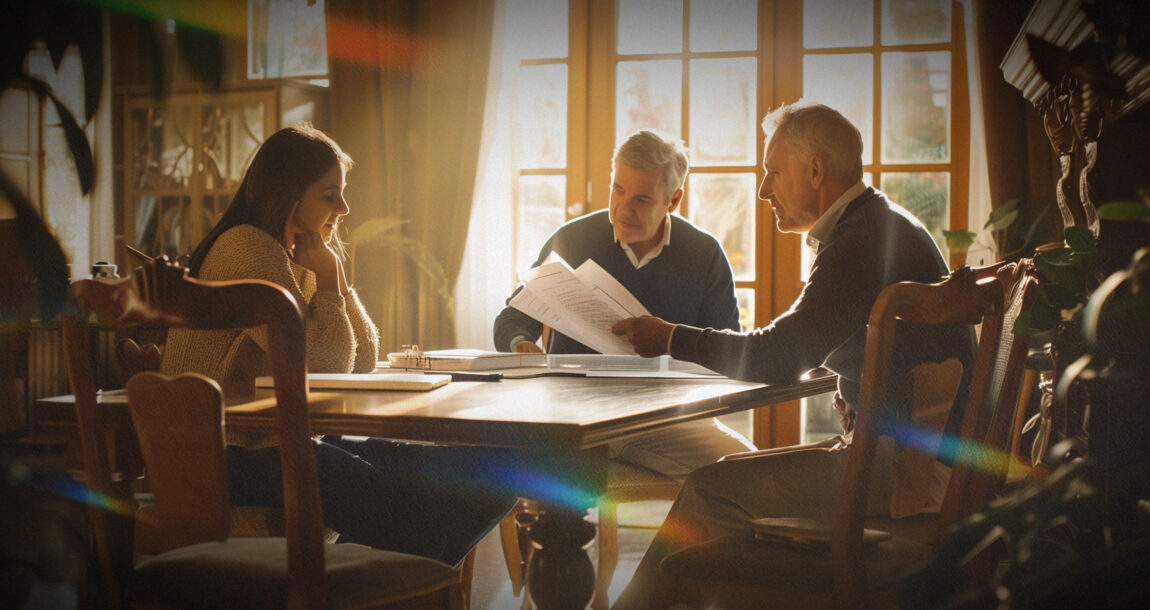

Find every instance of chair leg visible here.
[591,500,618,610]
[498,507,525,595]
[447,546,477,610]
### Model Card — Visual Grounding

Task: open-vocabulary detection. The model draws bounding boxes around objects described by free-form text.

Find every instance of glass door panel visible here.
[881,0,951,45]
[516,175,567,272]
[616,0,683,54]
[881,51,951,164]
[803,0,873,48]
[688,173,757,282]
[506,0,569,58]
[517,64,569,169]
[616,60,683,143]
[689,0,757,52]
[689,57,757,166]
[880,171,950,248]
[801,54,874,162]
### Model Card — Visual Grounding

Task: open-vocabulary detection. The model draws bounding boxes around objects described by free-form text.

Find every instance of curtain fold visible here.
[972,0,1060,258]
[326,0,495,351]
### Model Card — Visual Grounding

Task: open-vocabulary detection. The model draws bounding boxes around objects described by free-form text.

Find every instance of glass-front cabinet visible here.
[120,82,328,261]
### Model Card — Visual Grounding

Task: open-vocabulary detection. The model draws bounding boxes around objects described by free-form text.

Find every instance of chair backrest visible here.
[115,337,163,381]
[937,261,1038,530]
[126,371,230,550]
[833,266,1005,606]
[64,256,327,609]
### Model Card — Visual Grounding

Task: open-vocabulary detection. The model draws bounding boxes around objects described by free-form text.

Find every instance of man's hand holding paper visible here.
[611,316,674,358]
[508,253,649,354]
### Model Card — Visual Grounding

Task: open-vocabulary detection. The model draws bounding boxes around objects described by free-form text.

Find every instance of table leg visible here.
[526,504,597,610]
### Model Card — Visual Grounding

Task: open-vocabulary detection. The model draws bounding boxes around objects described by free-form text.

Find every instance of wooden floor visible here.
[468,500,669,609]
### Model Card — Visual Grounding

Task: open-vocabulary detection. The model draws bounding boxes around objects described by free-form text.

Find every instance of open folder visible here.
[386,348,546,371]
[255,373,451,391]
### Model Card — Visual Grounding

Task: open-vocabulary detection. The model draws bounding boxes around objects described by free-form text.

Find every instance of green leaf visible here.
[0,169,70,320]
[1064,225,1096,252]
[16,75,94,194]
[46,90,95,195]
[984,200,1020,232]
[175,25,224,91]
[943,229,976,250]
[1097,201,1150,221]
[1012,310,1034,335]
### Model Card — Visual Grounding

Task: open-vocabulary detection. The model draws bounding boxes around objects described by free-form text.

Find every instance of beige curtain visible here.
[326,0,494,351]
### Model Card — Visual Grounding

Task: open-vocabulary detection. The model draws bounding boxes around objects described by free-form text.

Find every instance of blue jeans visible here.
[226,436,518,567]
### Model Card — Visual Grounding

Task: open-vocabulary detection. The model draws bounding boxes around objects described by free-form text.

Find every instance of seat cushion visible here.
[659,531,933,593]
[133,537,459,609]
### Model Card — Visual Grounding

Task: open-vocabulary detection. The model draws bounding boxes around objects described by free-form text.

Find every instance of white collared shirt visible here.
[617,214,672,270]
[805,181,866,254]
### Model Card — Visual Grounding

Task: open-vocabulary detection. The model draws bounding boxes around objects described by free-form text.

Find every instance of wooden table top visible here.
[36,372,838,450]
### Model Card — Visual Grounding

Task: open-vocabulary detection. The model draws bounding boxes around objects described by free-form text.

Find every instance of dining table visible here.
[35,369,837,609]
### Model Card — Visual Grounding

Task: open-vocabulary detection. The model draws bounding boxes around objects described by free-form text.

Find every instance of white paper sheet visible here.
[509,254,649,354]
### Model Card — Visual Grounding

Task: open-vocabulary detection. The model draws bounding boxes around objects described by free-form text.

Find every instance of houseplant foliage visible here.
[1015,200,1150,377]
[1,1,227,316]
[1,4,225,606]
[348,218,455,317]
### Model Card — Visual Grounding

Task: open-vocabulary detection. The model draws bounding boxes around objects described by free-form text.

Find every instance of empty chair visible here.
[63,257,467,609]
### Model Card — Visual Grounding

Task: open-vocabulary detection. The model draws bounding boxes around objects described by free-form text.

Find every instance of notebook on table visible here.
[255,373,451,391]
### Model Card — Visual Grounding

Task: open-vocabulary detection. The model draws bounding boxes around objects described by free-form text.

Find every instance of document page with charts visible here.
[508,253,649,354]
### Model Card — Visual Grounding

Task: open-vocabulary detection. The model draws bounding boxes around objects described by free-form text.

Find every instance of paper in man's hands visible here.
[509,253,650,354]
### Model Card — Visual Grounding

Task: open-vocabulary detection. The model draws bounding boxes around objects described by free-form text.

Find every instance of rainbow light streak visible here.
[25,471,135,516]
[504,469,598,511]
[83,0,429,71]
[880,417,1032,477]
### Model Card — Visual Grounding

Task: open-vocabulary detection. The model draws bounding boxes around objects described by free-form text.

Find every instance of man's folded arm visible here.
[493,305,544,352]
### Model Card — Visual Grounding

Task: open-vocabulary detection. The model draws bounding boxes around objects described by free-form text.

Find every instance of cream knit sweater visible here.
[162,224,379,396]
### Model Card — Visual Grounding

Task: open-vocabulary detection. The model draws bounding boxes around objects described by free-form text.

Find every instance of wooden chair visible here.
[63,257,467,609]
[652,266,1019,609]
[114,337,162,383]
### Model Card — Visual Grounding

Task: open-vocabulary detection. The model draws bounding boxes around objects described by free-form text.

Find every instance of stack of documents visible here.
[385,348,546,371]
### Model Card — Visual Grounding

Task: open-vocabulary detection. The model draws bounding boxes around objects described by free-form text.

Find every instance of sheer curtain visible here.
[455,0,514,350]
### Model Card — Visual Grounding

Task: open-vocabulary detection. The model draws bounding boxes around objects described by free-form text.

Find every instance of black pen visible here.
[429,371,502,382]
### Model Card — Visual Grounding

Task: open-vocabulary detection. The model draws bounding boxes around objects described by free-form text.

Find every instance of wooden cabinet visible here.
[118,82,328,260]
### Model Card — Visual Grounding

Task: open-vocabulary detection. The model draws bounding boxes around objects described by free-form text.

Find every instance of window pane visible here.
[516,175,567,273]
[689,58,756,166]
[505,0,569,59]
[0,88,31,152]
[518,64,568,169]
[802,391,840,444]
[616,60,682,143]
[882,0,950,45]
[690,0,756,52]
[880,171,949,250]
[803,54,873,163]
[736,287,754,331]
[617,0,682,55]
[201,101,265,191]
[130,105,195,190]
[803,0,873,48]
[881,51,950,163]
[687,173,756,282]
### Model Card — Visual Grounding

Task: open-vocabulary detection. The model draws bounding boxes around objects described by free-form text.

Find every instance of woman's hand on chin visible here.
[292,231,344,293]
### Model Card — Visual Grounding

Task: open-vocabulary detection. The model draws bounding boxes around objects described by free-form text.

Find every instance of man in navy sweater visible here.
[493,129,755,477]
[610,102,976,608]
